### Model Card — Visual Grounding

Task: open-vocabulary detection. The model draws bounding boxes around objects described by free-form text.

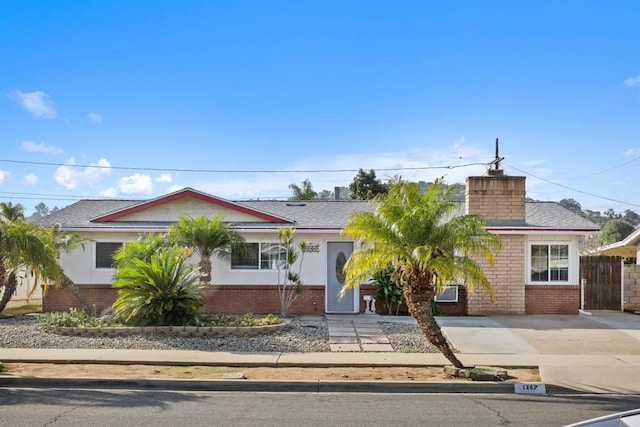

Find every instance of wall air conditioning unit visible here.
[434,285,459,303]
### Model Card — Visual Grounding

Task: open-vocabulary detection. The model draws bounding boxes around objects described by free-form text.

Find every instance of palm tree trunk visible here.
[403,279,464,368]
[199,257,212,285]
[0,272,18,313]
[62,274,91,312]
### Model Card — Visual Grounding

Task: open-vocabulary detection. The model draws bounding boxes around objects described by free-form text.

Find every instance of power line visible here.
[565,155,640,179]
[0,158,489,174]
[503,162,640,208]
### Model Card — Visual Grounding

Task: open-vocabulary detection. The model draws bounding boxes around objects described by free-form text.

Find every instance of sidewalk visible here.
[2,312,640,394]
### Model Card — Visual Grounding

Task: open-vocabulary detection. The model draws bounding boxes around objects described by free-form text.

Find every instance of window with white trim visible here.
[530,244,569,282]
[95,242,123,269]
[231,242,287,270]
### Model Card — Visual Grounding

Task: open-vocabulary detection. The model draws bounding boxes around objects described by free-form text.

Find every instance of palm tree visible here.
[53,231,91,311]
[0,221,63,312]
[167,214,246,285]
[342,178,501,368]
[289,179,317,200]
[0,201,26,223]
[112,246,203,326]
[0,202,89,313]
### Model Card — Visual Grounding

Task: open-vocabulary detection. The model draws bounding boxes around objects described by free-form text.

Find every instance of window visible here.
[231,242,286,270]
[434,286,459,302]
[530,244,569,282]
[95,242,122,269]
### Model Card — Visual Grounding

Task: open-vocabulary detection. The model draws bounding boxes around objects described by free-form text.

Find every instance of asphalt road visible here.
[0,388,638,427]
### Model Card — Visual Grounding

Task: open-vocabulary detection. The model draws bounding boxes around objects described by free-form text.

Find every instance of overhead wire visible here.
[0,158,489,174]
[503,162,640,209]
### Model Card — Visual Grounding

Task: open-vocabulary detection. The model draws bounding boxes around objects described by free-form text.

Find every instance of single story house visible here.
[40,171,599,315]
[597,227,640,263]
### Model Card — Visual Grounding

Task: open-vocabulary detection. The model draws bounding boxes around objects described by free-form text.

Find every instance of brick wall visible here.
[525,285,579,314]
[43,285,117,313]
[359,284,468,315]
[202,285,325,315]
[43,284,326,315]
[465,175,526,221]
[467,234,526,315]
[624,265,640,311]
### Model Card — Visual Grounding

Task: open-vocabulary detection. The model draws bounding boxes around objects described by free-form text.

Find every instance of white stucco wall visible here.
[60,229,355,287]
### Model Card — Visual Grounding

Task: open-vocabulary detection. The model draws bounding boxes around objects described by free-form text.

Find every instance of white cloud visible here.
[22,173,38,186]
[623,75,640,88]
[625,148,640,157]
[0,170,9,185]
[20,140,64,154]
[174,141,492,200]
[84,158,112,188]
[9,89,57,118]
[54,157,112,190]
[119,173,153,194]
[54,159,77,189]
[87,113,103,123]
[99,187,118,197]
[155,173,173,183]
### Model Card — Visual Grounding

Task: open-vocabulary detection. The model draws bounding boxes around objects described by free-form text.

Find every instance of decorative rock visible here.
[222,372,246,379]
[443,366,462,377]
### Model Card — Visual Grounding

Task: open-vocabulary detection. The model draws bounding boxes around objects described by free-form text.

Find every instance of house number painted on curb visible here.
[514,383,546,394]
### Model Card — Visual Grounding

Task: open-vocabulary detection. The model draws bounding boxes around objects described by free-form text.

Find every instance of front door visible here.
[326,241,355,313]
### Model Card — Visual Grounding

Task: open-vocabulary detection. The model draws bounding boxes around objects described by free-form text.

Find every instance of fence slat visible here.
[580,256,622,310]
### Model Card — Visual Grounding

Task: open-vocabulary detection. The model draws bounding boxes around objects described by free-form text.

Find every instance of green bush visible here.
[112,246,204,326]
[203,313,281,327]
[38,307,117,329]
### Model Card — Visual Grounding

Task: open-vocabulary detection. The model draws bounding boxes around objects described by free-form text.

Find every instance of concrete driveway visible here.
[437,311,640,393]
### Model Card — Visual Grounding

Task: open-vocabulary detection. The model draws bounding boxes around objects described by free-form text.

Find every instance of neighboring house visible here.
[597,227,640,264]
[40,172,599,315]
[596,227,640,312]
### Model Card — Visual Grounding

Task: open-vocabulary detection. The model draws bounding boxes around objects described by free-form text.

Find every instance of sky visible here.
[1,1,639,216]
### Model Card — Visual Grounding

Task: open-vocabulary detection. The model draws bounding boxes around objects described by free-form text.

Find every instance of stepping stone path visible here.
[327,317,394,352]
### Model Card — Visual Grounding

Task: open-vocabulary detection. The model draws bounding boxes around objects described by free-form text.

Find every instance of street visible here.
[1,388,638,427]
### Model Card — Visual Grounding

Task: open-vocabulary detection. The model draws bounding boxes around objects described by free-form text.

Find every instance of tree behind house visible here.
[288,179,318,200]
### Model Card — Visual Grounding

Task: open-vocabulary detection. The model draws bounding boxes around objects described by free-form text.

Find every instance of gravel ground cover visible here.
[0,315,437,353]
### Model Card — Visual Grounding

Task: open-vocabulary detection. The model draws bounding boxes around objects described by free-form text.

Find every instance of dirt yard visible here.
[2,363,539,382]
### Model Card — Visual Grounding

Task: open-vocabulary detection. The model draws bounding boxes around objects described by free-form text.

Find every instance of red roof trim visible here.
[486,227,599,232]
[91,188,290,223]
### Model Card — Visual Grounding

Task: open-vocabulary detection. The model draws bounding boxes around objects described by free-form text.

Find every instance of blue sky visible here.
[1,1,639,215]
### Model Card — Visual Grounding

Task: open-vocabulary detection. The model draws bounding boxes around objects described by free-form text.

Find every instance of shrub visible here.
[38,307,117,329]
[203,313,282,327]
[112,247,204,326]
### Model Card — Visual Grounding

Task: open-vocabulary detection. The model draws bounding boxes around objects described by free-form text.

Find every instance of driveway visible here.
[437,311,640,393]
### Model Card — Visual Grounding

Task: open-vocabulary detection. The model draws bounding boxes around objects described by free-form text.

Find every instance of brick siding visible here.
[465,175,526,221]
[43,284,326,315]
[467,234,526,315]
[525,285,579,314]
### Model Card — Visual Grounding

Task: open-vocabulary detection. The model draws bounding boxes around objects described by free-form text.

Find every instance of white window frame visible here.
[94,241,123,270]
[230,241,287,271]
[527,241,573,284]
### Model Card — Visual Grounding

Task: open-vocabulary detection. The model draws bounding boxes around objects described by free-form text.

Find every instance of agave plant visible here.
[112,246,204,326]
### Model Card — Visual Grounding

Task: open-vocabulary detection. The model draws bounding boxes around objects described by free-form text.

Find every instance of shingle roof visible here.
[38,194,599,232]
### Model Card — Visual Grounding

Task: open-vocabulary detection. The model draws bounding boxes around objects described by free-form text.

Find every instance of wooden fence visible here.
[580,256,622,310]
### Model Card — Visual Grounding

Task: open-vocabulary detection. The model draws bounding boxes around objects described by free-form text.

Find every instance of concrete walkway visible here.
[326,314,393,352]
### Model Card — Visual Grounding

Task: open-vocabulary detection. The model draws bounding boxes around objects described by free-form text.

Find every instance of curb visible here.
[0,376,583,394]
[0,376,524,394]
